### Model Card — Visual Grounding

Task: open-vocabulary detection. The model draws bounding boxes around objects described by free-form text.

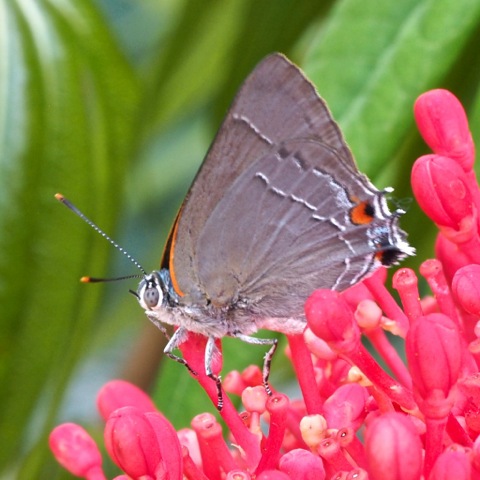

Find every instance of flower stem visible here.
[287,334,323,414]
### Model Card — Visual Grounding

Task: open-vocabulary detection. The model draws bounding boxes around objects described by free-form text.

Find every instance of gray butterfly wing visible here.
[194,138,404,321]
[171,53,359,303]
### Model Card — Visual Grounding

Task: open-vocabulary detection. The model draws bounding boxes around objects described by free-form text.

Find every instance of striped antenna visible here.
[55,193,147,276]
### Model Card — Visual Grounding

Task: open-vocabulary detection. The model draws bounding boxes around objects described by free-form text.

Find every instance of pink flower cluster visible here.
[50,89,480,479]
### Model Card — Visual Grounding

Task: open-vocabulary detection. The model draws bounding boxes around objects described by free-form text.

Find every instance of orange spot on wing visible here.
[349,200,375,225]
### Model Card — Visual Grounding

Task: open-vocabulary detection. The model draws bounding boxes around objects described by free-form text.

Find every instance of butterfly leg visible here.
[144,311,171,340]
[205,335,224,410]
[233,333,278,396]
[163,326,198,377]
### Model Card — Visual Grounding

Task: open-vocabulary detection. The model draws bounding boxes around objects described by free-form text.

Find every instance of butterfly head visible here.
[137,272,164,311]
[136,268,180,312]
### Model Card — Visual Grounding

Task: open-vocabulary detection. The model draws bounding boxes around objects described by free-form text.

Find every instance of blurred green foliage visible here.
[1,0,480,477]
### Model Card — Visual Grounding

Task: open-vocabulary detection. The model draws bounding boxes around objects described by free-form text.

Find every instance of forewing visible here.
[170,53,356,301]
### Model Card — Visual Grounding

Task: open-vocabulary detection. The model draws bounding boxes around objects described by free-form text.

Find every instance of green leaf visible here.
[0,0,138,474]
[305,0,480,178]
[141,0,328,137]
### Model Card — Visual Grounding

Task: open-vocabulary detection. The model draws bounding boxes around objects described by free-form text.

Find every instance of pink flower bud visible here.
[191,413,237,476]
[242,386,268,413]
[323,384,368,430]
[49,423,105,480]
[300,415,328,449]
[414,89,475,171]
[223,370,246,395]
[429,450,471,480]
[278,448,325,479]
[365,413,422,480]
[177,428,202,467]
[420,259,461,327]
[144,411,183,480]
[97,380,157,421]
[305,290,360,353]
[241,365,264,387]
[411,154,474,236]
[307,290,415,410]
[104,406,161,478]
[406,313,462,412]
[435,233,471,282]
[354,299,382,330]
[392,268,422,322]
[452,264,480,316]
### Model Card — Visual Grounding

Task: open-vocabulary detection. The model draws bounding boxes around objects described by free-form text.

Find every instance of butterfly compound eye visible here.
[143,285,161,308]
[138,274,163,310]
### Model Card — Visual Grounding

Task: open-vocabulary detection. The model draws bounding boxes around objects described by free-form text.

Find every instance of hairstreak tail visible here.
[57,53,414,409]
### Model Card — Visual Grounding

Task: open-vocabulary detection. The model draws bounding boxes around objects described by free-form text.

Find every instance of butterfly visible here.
[58,53,413,409]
